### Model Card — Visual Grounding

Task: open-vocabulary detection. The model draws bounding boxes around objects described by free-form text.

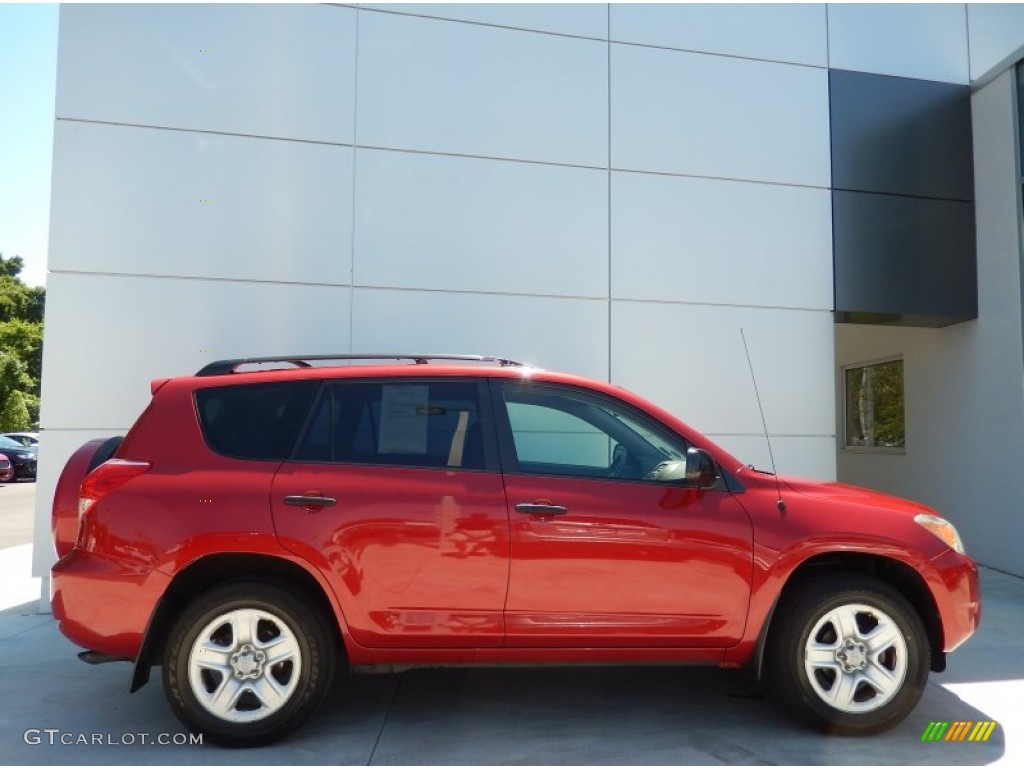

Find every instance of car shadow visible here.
[0,616,1007,765]
[300,664,1006,765]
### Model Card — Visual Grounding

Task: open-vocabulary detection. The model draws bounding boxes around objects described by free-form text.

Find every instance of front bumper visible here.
[928,548,981,653]
[11,456,36,479]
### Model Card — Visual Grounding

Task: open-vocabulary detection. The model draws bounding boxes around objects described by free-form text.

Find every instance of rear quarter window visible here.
[195,380,319,460]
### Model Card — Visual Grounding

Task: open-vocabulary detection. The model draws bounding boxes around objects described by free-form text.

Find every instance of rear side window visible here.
[196,381,320,460]
[295,380,488,470]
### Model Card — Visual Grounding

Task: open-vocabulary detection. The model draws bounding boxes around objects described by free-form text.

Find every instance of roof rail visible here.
[195,354,526,377]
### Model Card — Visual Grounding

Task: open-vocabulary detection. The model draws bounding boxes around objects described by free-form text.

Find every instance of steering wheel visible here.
[609,444,630,478]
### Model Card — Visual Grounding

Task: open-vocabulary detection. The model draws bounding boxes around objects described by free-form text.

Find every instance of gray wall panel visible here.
[833,191,977,324]
[830,70,973,202]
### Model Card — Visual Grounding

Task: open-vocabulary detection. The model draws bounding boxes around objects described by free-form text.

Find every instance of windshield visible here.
[0,437,25,449]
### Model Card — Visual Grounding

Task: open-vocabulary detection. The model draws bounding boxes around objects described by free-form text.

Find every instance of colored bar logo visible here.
[921,721,997,742]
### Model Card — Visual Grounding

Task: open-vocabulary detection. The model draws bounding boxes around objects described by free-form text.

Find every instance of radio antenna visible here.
[740,328,786,512]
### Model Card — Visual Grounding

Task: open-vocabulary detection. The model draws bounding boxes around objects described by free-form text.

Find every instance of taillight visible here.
[78,459,152,520]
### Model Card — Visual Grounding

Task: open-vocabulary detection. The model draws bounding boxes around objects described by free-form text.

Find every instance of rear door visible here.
[272,378,510,648]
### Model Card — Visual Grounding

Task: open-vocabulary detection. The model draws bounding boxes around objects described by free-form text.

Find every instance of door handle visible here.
[284,495,337,511]
[515,502,568,516]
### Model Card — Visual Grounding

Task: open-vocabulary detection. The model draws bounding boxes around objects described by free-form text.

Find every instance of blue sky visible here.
[0,3,58,288]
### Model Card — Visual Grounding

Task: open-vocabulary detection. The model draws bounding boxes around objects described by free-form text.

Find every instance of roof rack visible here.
[195,354,526,377]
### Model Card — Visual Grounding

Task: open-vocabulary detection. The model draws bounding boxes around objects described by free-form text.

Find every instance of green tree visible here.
[0,255,45,323]
[0,254,44,429]
[0,255,24,277]
[0,319,42,384]
[0,389,31,432]
[0,351,32,408]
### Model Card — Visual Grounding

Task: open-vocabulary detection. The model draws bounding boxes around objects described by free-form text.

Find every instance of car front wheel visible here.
[163,581,335,747]
[767,574,929,734]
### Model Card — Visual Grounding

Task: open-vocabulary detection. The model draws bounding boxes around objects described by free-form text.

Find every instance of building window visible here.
[844,358,905,451]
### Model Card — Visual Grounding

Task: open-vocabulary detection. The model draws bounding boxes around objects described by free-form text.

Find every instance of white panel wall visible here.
[57,4,357,141]
[354,150,607,297]
[827,3,969,83]
[610,3,827,67]
[357,12,608,166]
[49,121,353,284]
[365,3,608,39]
[611,173,833,310]
[611,302,836,477]
[352,289,608,381]
[605,20,834,482]
[715,436,838,483]
[611,44,830,186]
[40,274,352,429]
[968,3,1024,81]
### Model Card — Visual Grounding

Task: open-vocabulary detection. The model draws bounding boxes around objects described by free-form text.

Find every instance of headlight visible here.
[915,514,965,554]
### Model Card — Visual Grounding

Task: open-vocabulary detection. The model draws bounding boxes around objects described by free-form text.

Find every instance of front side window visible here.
[295,380,488,470]
[844,358,905,450]
[500,383,688,480]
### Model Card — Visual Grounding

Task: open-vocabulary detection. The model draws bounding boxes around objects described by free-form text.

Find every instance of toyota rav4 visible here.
[51,354,980,747]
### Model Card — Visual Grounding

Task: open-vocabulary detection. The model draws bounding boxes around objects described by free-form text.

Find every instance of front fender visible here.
[722,536,940,668]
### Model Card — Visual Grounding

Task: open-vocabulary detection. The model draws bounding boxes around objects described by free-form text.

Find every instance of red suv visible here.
[51,354,980,747]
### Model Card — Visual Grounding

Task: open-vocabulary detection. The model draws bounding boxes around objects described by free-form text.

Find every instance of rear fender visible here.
[130,548,352,692]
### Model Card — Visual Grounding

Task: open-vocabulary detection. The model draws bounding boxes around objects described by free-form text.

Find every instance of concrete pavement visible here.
[0,481,36,549]
[0,481,42,614]
[0,542,1020,765]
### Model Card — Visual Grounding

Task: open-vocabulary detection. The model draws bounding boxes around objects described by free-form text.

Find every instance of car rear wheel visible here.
[163,582,334,747]
[767,574,929,734]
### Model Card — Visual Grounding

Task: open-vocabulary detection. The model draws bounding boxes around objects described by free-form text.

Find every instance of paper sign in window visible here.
[378,385,429,454]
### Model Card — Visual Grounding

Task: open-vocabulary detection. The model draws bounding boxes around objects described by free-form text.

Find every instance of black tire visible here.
[163,582,335,747]
[766,574,929,734]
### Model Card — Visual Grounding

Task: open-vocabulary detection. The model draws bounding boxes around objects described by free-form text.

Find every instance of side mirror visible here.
[685,447,718,489]
[646,448,719,489]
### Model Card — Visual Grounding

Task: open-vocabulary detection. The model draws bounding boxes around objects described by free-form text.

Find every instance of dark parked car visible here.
[1,432,38,448]
[0,436,36,481]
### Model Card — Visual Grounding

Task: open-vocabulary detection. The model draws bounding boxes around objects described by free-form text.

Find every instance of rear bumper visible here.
[928,548,981,653]
[51,549,169,660]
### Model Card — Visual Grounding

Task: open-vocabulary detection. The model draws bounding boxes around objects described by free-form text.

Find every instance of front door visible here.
[272,378,509,649]
[495,381,754,647]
